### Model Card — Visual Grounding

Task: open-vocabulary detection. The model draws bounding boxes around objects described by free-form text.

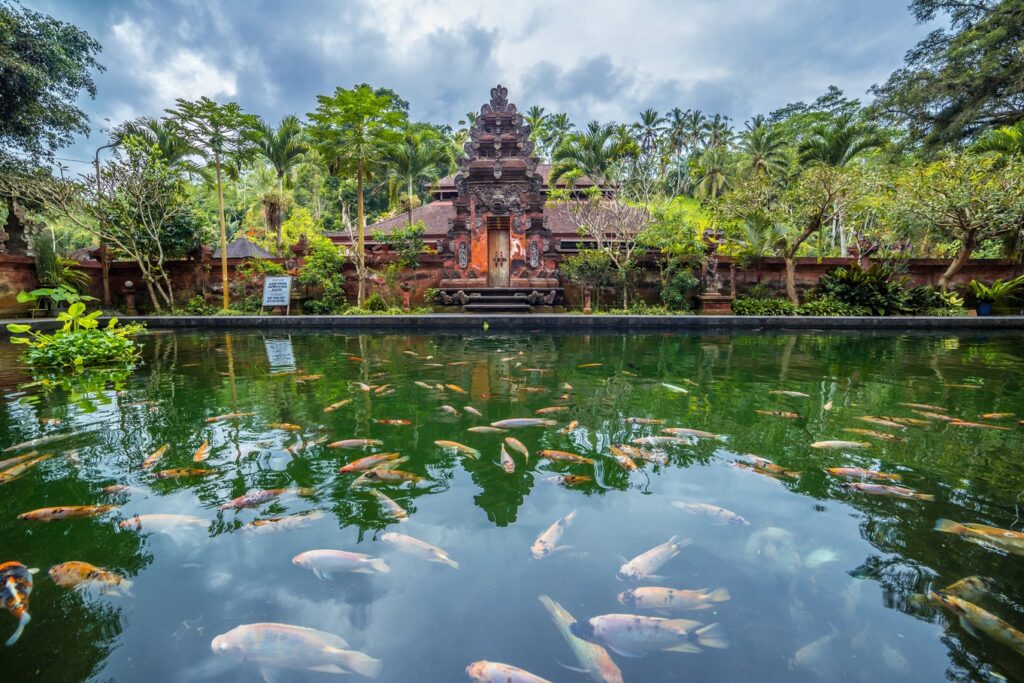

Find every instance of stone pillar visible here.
[4,197,31,256]
[696,229,734,315]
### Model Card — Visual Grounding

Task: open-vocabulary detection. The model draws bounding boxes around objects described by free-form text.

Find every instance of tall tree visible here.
[737,121,789,177]
[870,0,1024,149]
[246,114,306,253]
[542,113,575,161]
[113,116,205,178]
[308,84,407,306]
[524,105,549,156]
[633,108,667,155]
[798,111,885,167]
[383,126,452,226]
[0,1,103,168]
[165,97,256,309]
[549,121,630,188]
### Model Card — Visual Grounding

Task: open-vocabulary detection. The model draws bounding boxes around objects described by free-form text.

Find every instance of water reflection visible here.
[0,330,1023,681]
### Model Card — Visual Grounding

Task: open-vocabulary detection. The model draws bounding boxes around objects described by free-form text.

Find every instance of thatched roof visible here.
[212,237,275,259]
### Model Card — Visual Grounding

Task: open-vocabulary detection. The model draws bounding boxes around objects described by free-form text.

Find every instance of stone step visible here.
[462,303,533,312]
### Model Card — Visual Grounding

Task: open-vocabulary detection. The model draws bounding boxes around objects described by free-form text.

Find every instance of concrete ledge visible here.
[4,314,1024,332]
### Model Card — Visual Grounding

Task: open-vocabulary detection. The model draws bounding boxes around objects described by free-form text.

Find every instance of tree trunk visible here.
[407,175,414,226]
[784,257,798,304]
[215,152,229,310]
[276,172,285,256]
[938,233,976,291]
[356,158,366,307]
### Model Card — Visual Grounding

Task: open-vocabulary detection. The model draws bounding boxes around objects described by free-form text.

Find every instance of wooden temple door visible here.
[487,217,510,287]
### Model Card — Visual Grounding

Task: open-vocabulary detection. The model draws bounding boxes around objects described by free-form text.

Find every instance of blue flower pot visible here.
[976,301,992,316]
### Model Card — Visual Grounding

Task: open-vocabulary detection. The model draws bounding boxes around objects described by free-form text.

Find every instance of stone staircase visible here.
[437,287,562,313]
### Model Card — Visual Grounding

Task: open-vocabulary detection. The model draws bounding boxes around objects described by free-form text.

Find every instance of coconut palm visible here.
[524,105,548,151]
[633,108,666,155]
[798,112,884,167]
[681,109,710,155]
[972,120,1024,156]
[113,116,205,178]
[246,115,306,192]
[737,122,789,178]
[549,121,630,189]
[694,146,732,199]
[705,114,734,150]
[383,126,454,225]
[666,107,689,158]
[542,113,575,161]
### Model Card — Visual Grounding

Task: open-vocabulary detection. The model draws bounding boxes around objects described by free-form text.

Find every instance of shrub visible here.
[362,292,389,312]
[732,296,797,316]
[816,264,911,316]
[237,258,286,278]
[925,307,969,317]
[658,267,699,311]
[798,296,869,316]
[183,295,212,315]
[969,275,1024,304]
[7,301,142,369]
[298,238,348,312]
[905,285,964,314]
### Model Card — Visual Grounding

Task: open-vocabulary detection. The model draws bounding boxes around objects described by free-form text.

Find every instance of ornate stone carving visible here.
[528,240,540,269]
[457,241,469,269]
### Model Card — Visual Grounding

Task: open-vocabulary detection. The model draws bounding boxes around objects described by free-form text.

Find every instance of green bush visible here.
[7,300,142,369]
[362,292,389,312]
[732,296,797,316]
[969,275,1024,304]
[658,267,699,311]
[237,258,287,278]
[184,295,212,315]
[798,296,869,316]
[816,264,911,316]
[924,307,969,317]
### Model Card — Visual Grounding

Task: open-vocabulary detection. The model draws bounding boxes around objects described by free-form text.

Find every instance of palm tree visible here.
[549,121,629,188]
[113,116,205,178]
[737,122,788,178]
[542,113,575,161]
[736,210,790,283]
[972,120,1024,156]
[694,146,731,199]
[246,115,306,253]
[633,108,666,155]
[524,105,548,152]
[705,114,734,150]
[383,126,453,225]
[666,107,689,158]
[798,112,884,167]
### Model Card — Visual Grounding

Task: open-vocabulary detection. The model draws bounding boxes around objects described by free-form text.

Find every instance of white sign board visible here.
[263,337,296,373]
[262,276,292,307]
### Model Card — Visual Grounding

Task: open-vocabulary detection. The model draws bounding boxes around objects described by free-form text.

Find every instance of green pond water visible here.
[1,329,1024,682]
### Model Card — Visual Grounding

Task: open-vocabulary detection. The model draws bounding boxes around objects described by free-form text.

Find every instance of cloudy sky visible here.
[27,0,933,169]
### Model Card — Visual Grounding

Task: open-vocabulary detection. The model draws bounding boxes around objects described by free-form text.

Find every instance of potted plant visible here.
[969,275,1024,316]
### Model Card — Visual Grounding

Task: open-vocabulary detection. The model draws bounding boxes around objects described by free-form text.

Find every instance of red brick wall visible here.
[0,255,38,317]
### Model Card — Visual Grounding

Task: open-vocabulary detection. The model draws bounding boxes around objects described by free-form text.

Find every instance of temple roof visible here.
[432,164,597,198]
[212,237,276,259]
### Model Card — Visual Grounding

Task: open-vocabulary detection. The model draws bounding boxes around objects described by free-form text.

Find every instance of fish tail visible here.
[438,556,460,570]
[368,558,390,574]
[119,579,135,598]
[5,611,29,646]
[934,519,965,535]
[695,622,729,649]
[708,587,731,603]
[917,494,936,502]
[337,650,383,678]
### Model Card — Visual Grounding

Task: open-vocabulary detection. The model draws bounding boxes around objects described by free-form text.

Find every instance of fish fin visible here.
[436,557,459,570]
[934,518,965,535]
[708,587,731,602]
[368,558,390,574]
[4,611,29,646]
[663,644,702,653]
[552,545,575,554]
[307,664,346,674]
[666,619,700,631]
[918,494,936,502]
[555,660,589,673]
[696,622,729,649]
[259,666,282,683]
[958,615,980,639]
[313,569,332,581]
[27,568,39,575]
[352,568,375,574]
[646,574,669,581]
[334,650,383,678]
[607,644,647,658]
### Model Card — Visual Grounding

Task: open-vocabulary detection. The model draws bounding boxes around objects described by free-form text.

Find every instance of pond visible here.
[1,328,1023,682]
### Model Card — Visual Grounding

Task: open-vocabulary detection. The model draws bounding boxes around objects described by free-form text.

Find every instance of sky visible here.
[26,0,935,171]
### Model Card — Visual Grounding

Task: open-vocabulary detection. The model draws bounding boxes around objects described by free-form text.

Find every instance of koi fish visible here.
[464,406,483,417]
[468,426,505,434]
[671,502,749,526]
[823,401,833,411]
[381,532,458,569]
[944,576,996,602]
[243,510,325,534]
[810,440,869,449]
[900,402,945,411]
[351,469,423,487]
[536,406,569,414]
[532,510,576,559]
[857,416,906,430]
[374,419,411,426]
[616,444,668,466]
[948,420,1010,431]
[945,383,983,390]
[661,383,688,393]
[323,399,353,413]
[267,423,303,432]
[754,410,800,419]
[329,439,383,449]
[826,467,901,482]
[843,483,934,501]
[374,384,390,394]
[439,405,460,416]
[18,505,116,521]
[625,418,664,425]
[578,363,603,368]
[466,661,552,683]
[618,586,730,612]
[559,420,580,434]
[618,536,691,581]
[934,519,1024,557]
[193,440,211,462]
[608,446,637,471]
[537,594,623,683]
[370,489,408,520]
[446,384,467,394]
[980,412,1013,419]
[929,591,1024,657]
[631,436,691,447]
[539,450,594,465]
[154,468,217,479]
[205,412,253,423]
[292,550,390,579]
[141,444,169,470]
[522,387,549,394]
[220,488,315,510]
[353,382,373,392]
[414,381,434,390]
[119,514,207,531]
[49,561,132,597]
[912,410,958,422]
[500,444,516,473]
[339,453,405,473]
[0,451,38,471]
[504,437,529,462]
[739,455,800,477]
[885,416,930,426]
[0,454,53,484]
[661,428,723,440]
[490,418,557,428]
[563,383,574,391]
[0,562,35,646]
[211,623,383,679]
[2,431,85,452]
[296,374,322,382]
[543,475,593,486]
[448,361,469,366]
[842,428,905,442]
[569,614,727,657]
[770,390,810,398]
[435,440,480,459]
